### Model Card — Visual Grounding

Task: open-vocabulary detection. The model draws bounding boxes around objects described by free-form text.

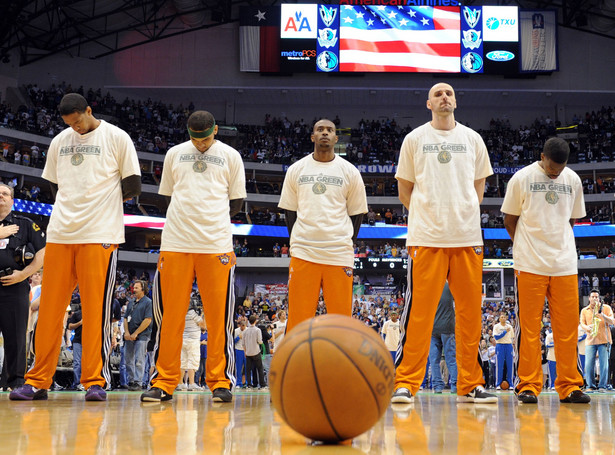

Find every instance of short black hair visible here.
[58,93,89,116]
[543,137,570,164]
[590,288,600,296]
[187,111,215,131]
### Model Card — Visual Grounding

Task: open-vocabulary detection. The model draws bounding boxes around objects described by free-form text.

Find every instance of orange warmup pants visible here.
[515,271,583,399]
[26,243,117,389]
[150,251,236,395]
[285,257,354,334]
[395,246,485,396]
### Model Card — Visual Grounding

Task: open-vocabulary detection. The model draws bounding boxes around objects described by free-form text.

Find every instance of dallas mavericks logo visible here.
[545,191,559,204]
[318,28,338,48]
[464,7,481,28]
[319,5,337,27]
[462,52,483,73]
[462,30,482,50]
[317,51,338,72]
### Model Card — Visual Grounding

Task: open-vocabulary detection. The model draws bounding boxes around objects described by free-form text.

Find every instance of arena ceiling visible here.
[0,0,614,66]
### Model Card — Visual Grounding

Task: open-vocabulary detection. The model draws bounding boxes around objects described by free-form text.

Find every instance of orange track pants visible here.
[395,246,485,396]
[285,257,354,334]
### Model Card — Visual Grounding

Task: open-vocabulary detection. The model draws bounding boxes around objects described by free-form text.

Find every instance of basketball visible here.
[500,380,510,390]
[269,314,395,442]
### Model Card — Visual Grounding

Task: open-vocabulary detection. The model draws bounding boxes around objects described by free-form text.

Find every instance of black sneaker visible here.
[517,390,538,404]
[457,386,498,404]
[141,387,173,402]
[560,390,591,404]
[391,387,414,404]
[128,382,141,391]
[212,388,233,402]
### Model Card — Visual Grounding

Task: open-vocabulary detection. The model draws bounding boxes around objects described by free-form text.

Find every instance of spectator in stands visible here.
[279,119,367,334]
[10,93,141,402]
[392,82,495,405]
[502,137,589,404]
[179,305,206,391]
[123,281,152,391]
[429,283,458,394]
[142,110,246,404]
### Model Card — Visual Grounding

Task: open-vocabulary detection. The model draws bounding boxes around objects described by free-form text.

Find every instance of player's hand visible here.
[0,224,19,239]
[0,269,26,286]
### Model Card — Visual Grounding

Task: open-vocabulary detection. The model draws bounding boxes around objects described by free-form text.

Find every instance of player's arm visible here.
[570,218,576,230]
[122,175,142,201]
[397,178,414,210]
[474,178,486,204]
[285,210,297,237]
[230,198,244,218]
[48,182,58,202]
[350,214,364,243]
[503,214,519,242]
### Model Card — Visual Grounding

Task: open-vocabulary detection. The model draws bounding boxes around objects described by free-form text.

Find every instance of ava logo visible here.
[318,28,338,48]
[462,52,483,73]
[486,17,500,30]
[463,7,481,28]
[317,51,338,72]
[281,4,317,38]
[319,5,337,27]
[462,29,482,50]
[486,51,515,62]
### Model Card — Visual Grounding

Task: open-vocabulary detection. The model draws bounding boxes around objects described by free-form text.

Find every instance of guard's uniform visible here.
[278,154,367,334]
[25,120,141,390]
[0,212,45,388]
[501,161,585,399]
[150,139,246,394]
[394,122,493,396]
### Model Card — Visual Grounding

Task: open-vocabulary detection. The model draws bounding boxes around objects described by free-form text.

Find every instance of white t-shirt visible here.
[159,140,246,253]
[278,154,367,267]
[183,309,202,341]
[381,319,401,351]
[545,331,555,362]
[42,120,141,243]
[395,122,493,247]
[273,320,287,351]
[501,162,585,276]
[493,322,513,344]
[235,327,246,351]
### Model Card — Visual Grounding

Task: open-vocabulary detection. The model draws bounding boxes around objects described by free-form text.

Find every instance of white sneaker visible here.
[176,383,187,391]
[391,387,414,404]
[188,384,203,391]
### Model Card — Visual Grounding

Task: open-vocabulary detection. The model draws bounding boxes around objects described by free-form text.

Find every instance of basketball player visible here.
[10,93,141,401]
[493,313,514,389]
[502,137,589,404]
[141,111,246,403]
[278,119,367,334]
[392,83,497,404]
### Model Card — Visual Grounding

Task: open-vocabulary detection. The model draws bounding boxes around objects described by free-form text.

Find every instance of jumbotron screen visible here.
[239,3,558,74]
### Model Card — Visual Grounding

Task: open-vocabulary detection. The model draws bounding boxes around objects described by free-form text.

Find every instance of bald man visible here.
[392,83,496,404]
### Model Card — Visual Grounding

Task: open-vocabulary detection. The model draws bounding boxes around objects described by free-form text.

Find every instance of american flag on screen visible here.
[339,5,460,72]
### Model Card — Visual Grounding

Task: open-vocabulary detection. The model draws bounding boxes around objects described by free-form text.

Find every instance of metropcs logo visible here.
[281,4,318,39]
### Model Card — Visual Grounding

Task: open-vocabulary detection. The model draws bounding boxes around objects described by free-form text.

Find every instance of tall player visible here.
[10,93,141,401]
[141,111,246,403]
[278,119,367,334]
[502,137,590,404]
[392,83,497,404]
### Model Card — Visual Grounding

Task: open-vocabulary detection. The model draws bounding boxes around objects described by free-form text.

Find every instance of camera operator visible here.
[0,183,45,391]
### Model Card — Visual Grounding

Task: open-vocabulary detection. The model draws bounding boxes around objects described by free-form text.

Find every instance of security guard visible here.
[0,183,45,390]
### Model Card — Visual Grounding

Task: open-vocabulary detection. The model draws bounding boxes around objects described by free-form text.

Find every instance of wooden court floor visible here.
[0,389,613,454]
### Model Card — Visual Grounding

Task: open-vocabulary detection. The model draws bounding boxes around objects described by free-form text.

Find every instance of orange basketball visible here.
[500,380,510,390]
[269,314,395,443]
